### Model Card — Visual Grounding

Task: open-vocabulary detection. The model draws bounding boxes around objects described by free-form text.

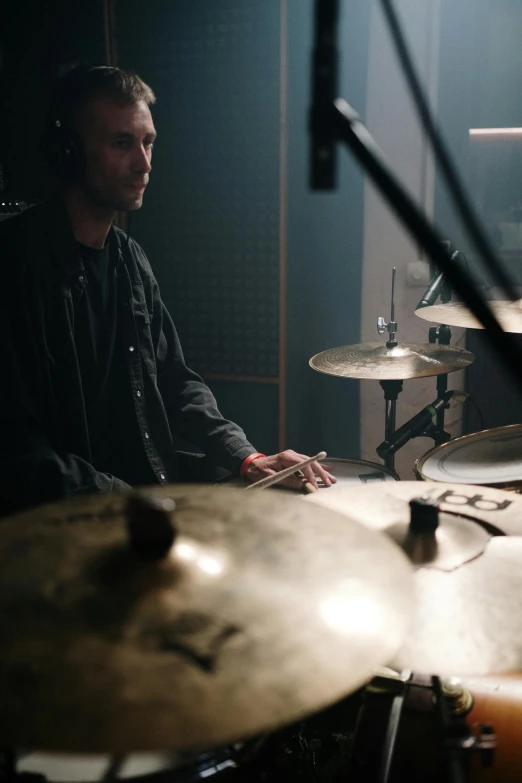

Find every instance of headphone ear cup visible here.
[61,126,85,182]
[40,123,84,182]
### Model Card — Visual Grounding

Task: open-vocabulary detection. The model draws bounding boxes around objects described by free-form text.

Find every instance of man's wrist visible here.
[239,452,266,477]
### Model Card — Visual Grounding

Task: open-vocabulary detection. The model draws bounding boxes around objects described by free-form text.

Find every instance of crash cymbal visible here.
[309,342,474,380]
[415,299,522,332]
[307,481,522,675]
[0,485,412,753]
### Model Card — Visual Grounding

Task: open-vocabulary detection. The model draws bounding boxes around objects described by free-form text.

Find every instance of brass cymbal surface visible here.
[0,485,413,753]
[305,481,522,538]
[392,536,522,676]
[307,481,522,675]
[415,299,522,332]
[309,342,475,380]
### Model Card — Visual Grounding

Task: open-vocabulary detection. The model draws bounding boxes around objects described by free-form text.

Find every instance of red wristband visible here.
[240,452,266,477]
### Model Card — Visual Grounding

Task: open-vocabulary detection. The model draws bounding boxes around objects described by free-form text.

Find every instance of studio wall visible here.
[114,0,370,459]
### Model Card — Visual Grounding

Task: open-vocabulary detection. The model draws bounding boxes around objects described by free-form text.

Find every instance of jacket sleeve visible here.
[0,339,131,517]
[146,272,258,474]
[0,244,130,518]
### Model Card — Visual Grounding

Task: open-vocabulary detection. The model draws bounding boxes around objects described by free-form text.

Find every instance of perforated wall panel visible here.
[117,0,281,378]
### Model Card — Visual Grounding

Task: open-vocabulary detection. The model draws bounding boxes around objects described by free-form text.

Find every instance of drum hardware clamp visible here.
[433,676,497,771]
[360,671,496,783]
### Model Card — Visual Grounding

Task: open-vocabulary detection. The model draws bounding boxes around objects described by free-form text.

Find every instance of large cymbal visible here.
[305,480,522,537]
[0,485,412,753]
[416,299,522,332]
[393,536,522,676]
[309,342,475,380]
[307,481,522,675]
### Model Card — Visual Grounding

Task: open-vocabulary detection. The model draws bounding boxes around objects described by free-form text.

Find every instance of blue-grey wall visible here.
[118,0,282,455]
[435,0,522,257]
[435,0,522,429]
[285,0,371,457]
[118,0,371,459]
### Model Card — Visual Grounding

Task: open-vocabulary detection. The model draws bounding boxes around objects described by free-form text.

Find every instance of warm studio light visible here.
[319,585,387,637]
[174,540,226,577]
[469,128,522,136]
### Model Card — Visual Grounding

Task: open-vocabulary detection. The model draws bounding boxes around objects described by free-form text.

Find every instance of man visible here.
[0,65,334,516]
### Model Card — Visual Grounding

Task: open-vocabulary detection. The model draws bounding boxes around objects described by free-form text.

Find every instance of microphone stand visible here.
[418,246,467,438]
[432,324,452,439]
[420,245,455,437]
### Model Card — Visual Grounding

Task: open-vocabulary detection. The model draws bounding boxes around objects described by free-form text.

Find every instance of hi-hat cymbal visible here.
[307,481,522,675]
[415,299,522,332]
[0,485,412,753]
[309,342,474,380]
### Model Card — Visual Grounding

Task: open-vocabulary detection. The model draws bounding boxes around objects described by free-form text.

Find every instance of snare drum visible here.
[415,424,522,491]
[319,457,398,487]
[228,457,397,491]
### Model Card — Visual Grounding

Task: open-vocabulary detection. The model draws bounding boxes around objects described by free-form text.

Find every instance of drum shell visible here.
[460,674,522,783]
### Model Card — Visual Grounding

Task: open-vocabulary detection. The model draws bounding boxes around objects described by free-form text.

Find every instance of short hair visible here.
[48,64,156,130]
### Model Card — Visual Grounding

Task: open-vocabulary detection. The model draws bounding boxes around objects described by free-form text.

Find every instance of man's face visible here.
[78,97,156,212]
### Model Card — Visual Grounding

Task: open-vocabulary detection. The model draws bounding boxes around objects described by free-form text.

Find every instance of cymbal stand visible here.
[426,255,454,440]
[428,322,452,441]
[380,379,403,473]
[377,268,403,473]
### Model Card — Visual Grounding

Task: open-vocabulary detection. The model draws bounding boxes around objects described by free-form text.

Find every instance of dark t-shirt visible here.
[75,241,156,485]
[75,241,117,426]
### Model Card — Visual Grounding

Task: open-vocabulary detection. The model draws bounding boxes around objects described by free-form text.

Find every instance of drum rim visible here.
[415,423,522,488]
[325,457,399,481]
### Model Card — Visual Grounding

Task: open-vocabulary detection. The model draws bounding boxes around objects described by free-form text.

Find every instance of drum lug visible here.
[441,677,474,716]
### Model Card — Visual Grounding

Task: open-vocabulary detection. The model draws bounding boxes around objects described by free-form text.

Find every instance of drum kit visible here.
[3,281,522,781]
[310,267,475,475]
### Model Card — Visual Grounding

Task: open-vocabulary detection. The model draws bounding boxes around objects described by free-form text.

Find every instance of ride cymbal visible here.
[309,342,474,380]
[305,480,522,538]
[0,485,413,753]
[307,481,522,675]
[415,299,522,332]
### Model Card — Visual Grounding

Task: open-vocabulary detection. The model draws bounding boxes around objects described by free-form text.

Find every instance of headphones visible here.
[40,65,120,182]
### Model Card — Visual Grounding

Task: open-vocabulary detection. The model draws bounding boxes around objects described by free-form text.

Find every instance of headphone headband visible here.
[42,65,123,182]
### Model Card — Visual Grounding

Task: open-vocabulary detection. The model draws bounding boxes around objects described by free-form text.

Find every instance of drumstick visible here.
[293,469,318,494]
[245,452,327,491]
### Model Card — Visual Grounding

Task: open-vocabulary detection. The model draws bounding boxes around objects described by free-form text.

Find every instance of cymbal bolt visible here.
[409,497,439,533]
[127,495,177,560]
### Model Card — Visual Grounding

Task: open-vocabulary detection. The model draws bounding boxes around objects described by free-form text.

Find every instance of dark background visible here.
[0,0,368,459]
[2,0,522,454]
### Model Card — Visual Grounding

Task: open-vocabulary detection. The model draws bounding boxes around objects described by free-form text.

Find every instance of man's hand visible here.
[243,450,336,491]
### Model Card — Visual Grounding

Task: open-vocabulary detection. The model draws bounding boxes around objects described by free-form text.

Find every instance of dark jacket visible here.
[0,195,256,516]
